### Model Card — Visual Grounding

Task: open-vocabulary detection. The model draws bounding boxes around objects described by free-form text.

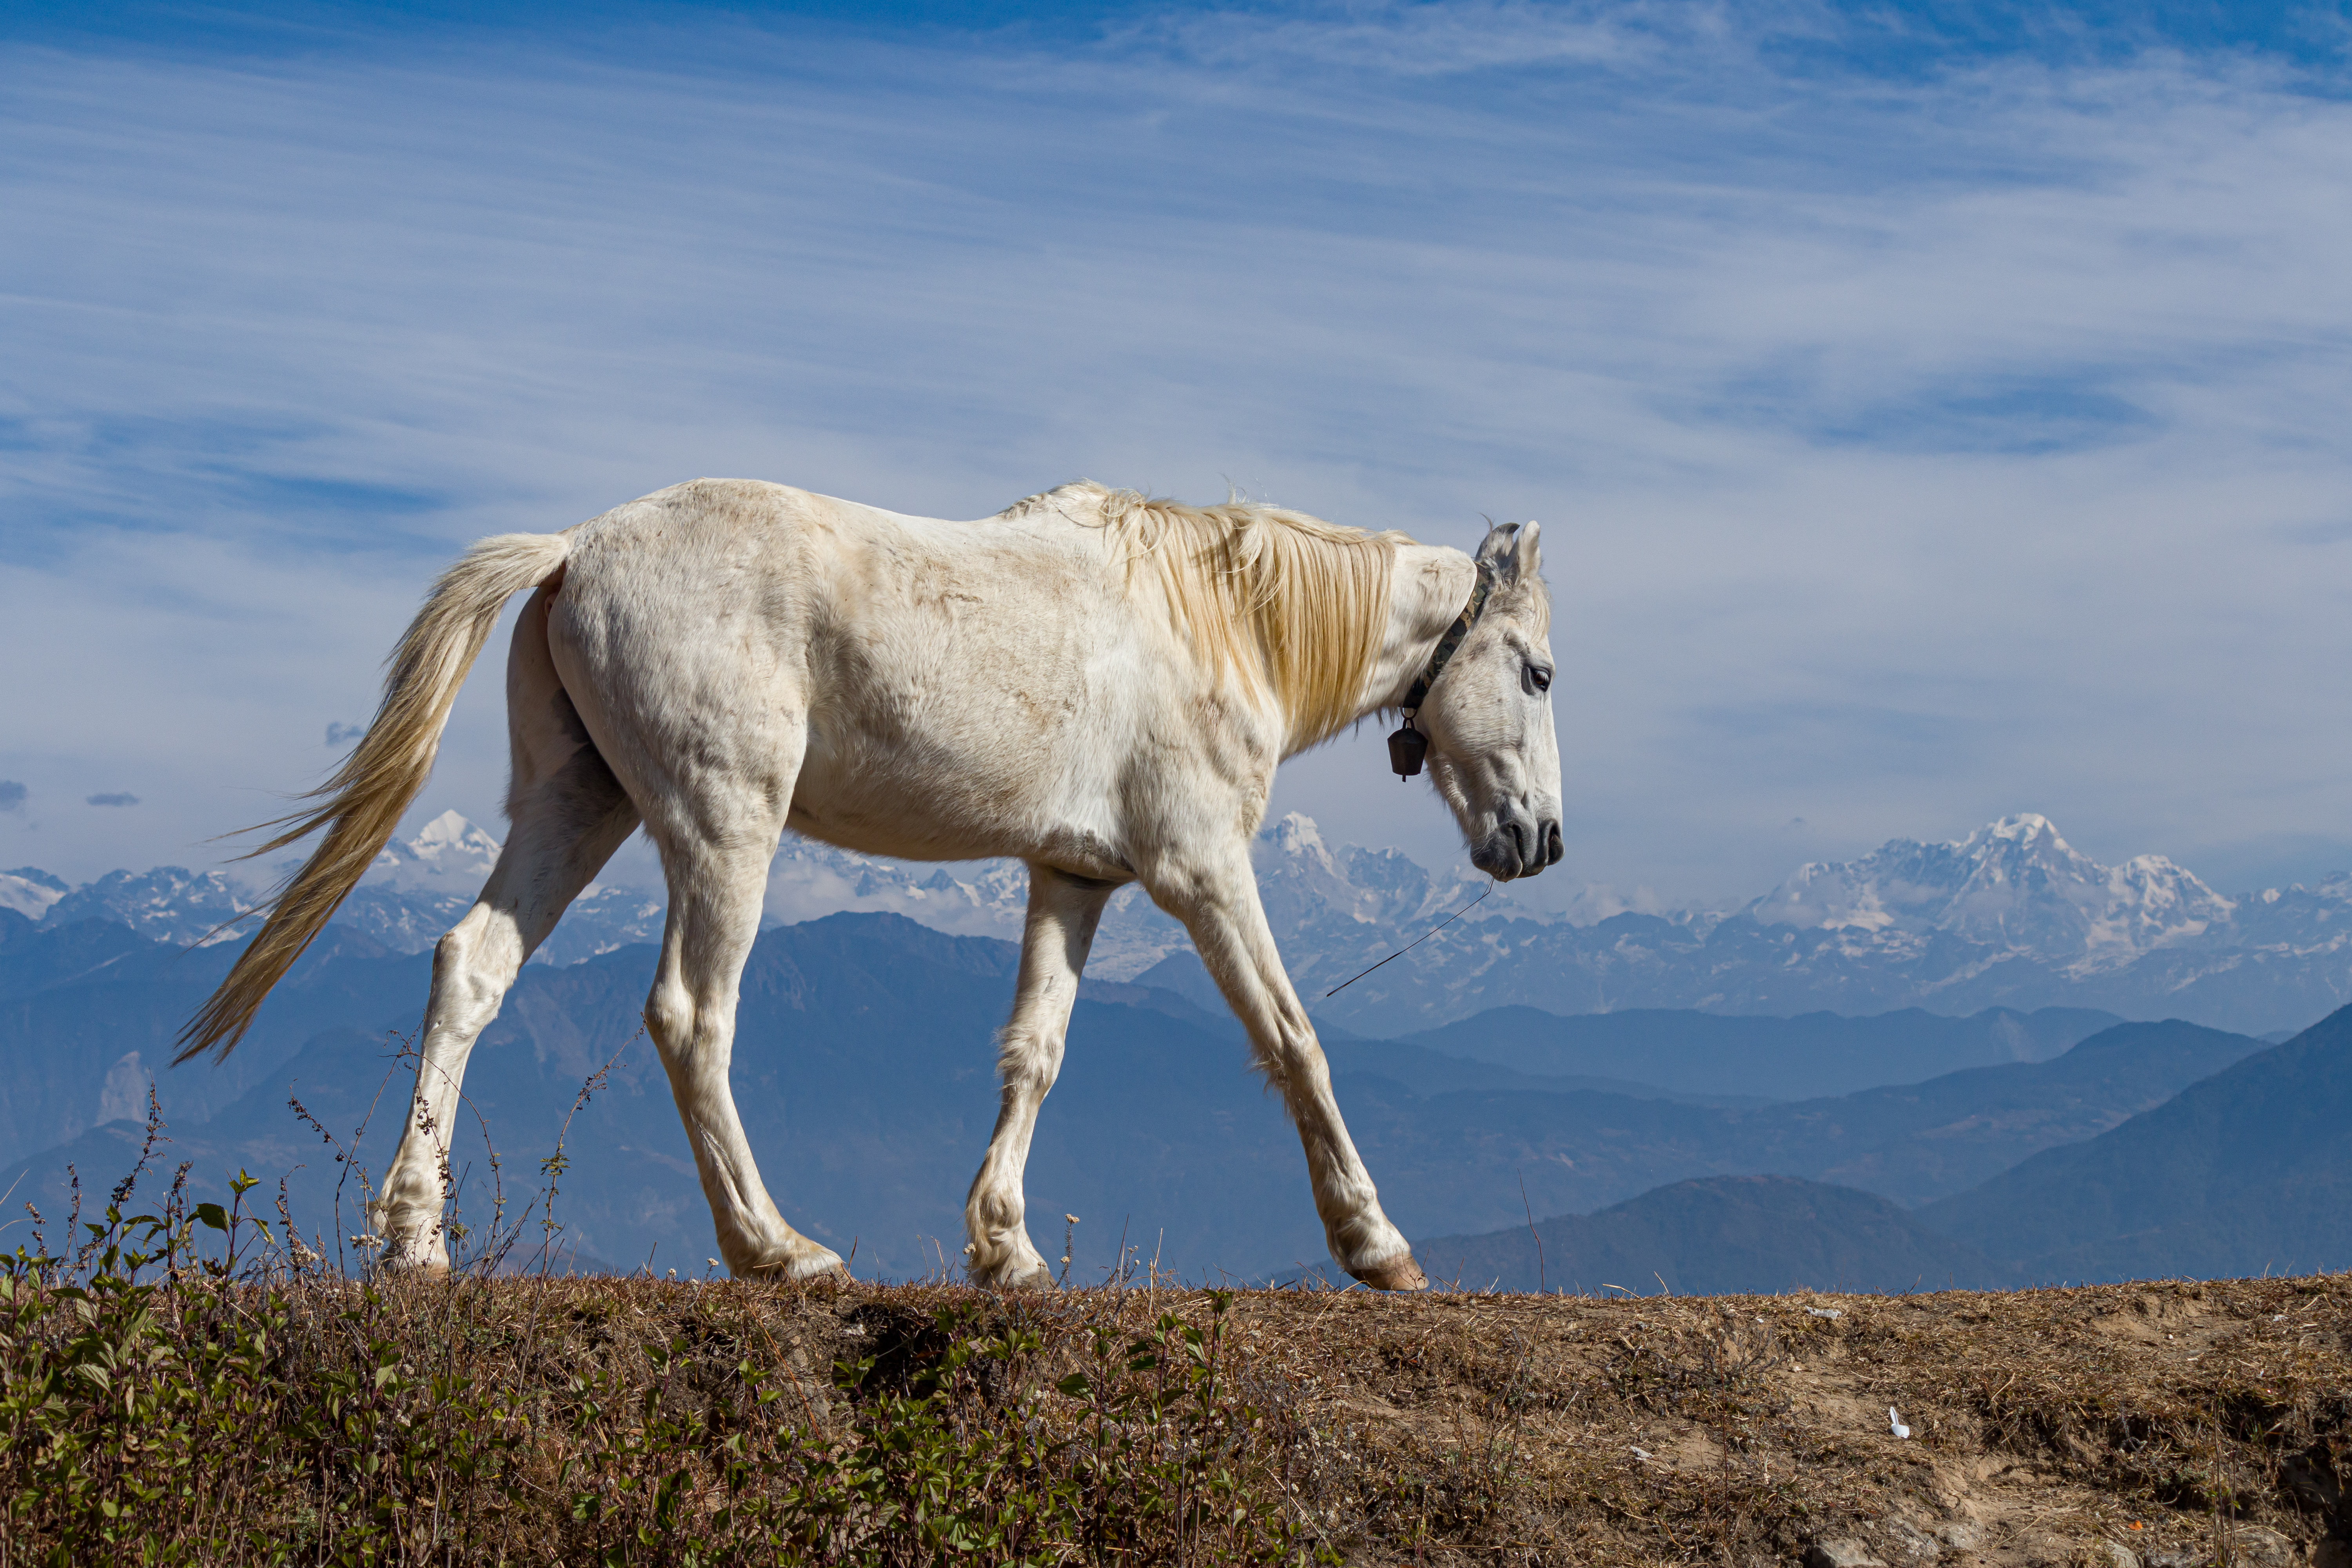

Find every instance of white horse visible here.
[181,479,1562,1290]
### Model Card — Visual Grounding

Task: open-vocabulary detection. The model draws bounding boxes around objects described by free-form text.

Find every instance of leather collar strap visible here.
[1402,564,1495,712]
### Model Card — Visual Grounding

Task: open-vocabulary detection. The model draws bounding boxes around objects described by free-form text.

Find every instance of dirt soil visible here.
[1178,1273,2352,1566]
[30,1257,2339,1564]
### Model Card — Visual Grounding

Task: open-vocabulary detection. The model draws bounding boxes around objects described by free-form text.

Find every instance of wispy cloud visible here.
[1125,0,1680,75]
[2,6,2348,900]
[85,792,140,807]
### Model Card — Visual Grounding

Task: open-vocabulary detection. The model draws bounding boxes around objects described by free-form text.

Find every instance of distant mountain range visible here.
[1388,1004,2122,1103]
[1413,1176,2016,1296]
[1214,813,2352,1037]
[5,891,2342,1292]
[1416,1004,2352,1296]
[6,808,2348,1035]
[1919,1004,2352,1283]
[0,812,670,968]
[10,804,2352,1294]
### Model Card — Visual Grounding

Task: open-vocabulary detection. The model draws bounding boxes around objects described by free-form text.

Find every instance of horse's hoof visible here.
[971,1258,1056,1291]
[738,1248,849,1283]
[1350,1253,1428,1292]
[371,1235,450,1275]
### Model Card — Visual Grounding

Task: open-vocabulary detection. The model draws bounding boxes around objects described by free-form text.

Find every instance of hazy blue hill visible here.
[1737,1020,2268,1206]
[1323,1038,1766,1107]
[1918,1005,2352,1281]
[0,920,429,1168]
[0,916,185,1000]
[1397,1004,2123,1100]
[1305,1019,2260,1247]
[1313,1077,1741,1247]
[1412,1175,2016,1296]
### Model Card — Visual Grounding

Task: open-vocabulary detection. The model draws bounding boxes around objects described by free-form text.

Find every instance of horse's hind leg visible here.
[376,591,641,1270]
[964,865,1117,1289]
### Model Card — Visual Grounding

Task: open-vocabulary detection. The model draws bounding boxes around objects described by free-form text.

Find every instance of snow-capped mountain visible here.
[1748,814,2234,967]
[368,808,503,893]
[0,867,67,922]
[1267,815,2352,1035]
[34,866,257,947]
[13,810,2352,1034]
[1254,812,1494,936]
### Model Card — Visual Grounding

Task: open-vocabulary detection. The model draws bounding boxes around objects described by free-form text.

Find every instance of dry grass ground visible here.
[1222,1274,2352,1566]
[6,1249,2349,1564]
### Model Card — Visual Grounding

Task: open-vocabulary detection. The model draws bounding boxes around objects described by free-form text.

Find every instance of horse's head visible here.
[1419,522,1564,881]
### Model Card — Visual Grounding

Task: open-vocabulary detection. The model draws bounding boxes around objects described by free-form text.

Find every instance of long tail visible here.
[177,532,574,1064]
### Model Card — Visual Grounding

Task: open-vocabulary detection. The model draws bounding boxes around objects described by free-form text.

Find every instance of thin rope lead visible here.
[1323,882,1492,998]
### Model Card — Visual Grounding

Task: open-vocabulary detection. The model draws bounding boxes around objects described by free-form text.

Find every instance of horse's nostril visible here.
[1546,822,1564,866]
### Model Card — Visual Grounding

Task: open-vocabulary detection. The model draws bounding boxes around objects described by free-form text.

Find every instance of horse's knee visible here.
[1254,1028,1331,1099]
[994,1025,1062,1096]
[431,923,477,987]
[646,980,731,1081]
[431,912,521,1020]
[644,979,696,1061]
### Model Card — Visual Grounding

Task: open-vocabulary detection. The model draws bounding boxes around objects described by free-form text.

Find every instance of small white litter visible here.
[1630,1446,1654,1461]
[1808,1307,1843,1319]
[1888,1407,1912,1440]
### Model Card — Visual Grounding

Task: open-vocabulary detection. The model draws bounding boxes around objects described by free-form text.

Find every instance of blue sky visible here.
[4,0,2350,909]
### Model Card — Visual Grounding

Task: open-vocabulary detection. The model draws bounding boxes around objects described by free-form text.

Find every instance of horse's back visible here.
[545,477,1164,871]
[566,476,1107,598]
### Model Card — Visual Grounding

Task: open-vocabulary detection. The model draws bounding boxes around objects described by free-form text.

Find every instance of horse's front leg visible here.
[1151,851,1426,1291]
[644,833,846,1284]
[963,865,1116,1289]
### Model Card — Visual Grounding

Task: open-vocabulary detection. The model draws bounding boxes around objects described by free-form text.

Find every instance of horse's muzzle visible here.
[1472,816,1564,880]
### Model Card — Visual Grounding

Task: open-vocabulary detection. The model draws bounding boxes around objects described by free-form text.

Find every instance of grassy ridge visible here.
[0,1203,1319,1565]
[5,1161,2351,1564]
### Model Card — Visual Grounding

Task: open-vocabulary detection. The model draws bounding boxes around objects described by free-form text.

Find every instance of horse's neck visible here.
[1358,544,1480,716]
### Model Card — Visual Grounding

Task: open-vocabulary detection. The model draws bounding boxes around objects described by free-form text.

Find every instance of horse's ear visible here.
[1474,520,1540,583]
[1510,520,1541,583]
[1474,521,1521,574]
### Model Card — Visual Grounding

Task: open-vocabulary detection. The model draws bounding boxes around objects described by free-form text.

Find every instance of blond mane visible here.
[1009,482,1402,750]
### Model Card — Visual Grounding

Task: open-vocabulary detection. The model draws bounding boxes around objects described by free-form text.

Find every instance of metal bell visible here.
[1388,722,1428,779]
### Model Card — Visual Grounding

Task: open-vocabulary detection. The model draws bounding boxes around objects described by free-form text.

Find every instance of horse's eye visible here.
[1526,663,1553,694]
